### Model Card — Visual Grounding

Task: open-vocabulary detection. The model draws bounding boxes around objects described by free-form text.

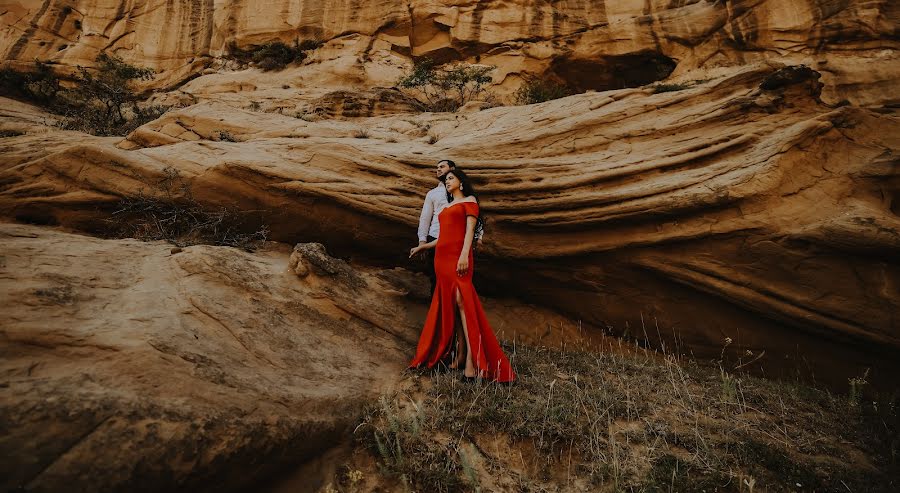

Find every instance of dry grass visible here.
[348,342,897,492]
[104,166,269,251]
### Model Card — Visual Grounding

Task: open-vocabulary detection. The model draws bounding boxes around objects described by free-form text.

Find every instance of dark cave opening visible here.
[548,51,677,92]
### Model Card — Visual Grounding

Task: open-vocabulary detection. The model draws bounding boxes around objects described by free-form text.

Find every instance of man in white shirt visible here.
[417,159,482,294]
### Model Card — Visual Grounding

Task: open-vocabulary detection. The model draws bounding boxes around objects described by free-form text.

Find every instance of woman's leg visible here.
[455,288,476,377]
[448,315,465,369]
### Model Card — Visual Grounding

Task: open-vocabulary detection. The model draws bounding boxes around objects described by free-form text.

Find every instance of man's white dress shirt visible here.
[418,184,484,243]
[417,184,447,242]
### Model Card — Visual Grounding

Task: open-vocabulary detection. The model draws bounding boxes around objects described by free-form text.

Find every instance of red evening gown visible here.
[409,200,516,383]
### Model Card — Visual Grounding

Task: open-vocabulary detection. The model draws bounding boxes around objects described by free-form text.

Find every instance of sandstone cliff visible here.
[2,62,898,389]
[2,2,900,489]
[2,0,898,105]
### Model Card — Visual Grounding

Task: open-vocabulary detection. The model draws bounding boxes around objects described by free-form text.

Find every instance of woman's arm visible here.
[456,215,477,275]
[409,237,438,258]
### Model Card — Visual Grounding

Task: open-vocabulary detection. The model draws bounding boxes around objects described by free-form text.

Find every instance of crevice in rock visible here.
[548,51,677,92]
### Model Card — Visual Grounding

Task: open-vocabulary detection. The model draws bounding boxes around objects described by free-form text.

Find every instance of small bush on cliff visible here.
[0,60,61,102]
[651,82,692,93]
[397,58,495,112]
[0,55,168,136]
[106,166,269,251]
[513,76,571,105]
[226,39,322,71]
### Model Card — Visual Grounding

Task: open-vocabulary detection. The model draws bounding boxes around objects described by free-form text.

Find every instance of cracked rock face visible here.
[2,0,898,105]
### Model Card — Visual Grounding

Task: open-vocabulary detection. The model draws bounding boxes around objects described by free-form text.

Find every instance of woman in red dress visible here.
[408,169,516,383]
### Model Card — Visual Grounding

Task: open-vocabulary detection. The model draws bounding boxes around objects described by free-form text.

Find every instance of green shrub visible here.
[0,60,61,102]
[397,58,495,112]
[651,82,692,93]
[59,54,162,135]
[513,76,571,105]
[650,79,710,94]
[1,54,168,136]
[216,130,237,142]
[226,39,322,71]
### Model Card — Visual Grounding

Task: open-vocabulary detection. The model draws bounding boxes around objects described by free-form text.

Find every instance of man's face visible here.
[435,161,452,178]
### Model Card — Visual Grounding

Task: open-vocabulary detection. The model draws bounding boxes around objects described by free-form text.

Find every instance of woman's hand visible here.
[456,256,469,276]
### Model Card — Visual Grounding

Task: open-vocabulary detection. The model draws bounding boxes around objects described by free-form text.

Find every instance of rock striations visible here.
[1,0,897,105]
[1,63,898,388]
[2,1,899,490]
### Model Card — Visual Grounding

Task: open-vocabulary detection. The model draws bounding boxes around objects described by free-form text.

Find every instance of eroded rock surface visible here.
[0,222,609,491]
[2,0,897,105]
[0,223,418,492]
[1,64,898,389]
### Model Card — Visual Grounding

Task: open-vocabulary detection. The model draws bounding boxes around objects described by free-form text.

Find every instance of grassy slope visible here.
[333,343,897,492]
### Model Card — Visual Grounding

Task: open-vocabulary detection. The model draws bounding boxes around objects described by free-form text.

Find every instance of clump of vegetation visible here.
[216,130,237,142]
[353,343,897,492]
[0,55,168,136]
[353,128,369,139]
[513,76,572,105]
[650,79,711,94]
[651,82,693,93]
[397,57,495,112]
[848,369,870,407]
[226,39,322,71]
[106,166,269,251]
[0,60,61,103]
[362,396,469,491]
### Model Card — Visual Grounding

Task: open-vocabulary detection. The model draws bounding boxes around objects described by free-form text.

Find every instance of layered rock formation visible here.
[2,0,897,105]
[3,2,898,490]
[2,63,898,389]
[0,223,413,492]
[0,222,605,492]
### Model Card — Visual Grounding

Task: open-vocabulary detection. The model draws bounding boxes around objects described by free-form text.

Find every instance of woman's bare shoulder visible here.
[461,196,478,204]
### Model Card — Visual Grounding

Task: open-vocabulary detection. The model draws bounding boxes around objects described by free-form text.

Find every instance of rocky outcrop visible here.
[2,0,897,105]
[0,222,606,492]
[1,63,898,389]
[0,223,415,492]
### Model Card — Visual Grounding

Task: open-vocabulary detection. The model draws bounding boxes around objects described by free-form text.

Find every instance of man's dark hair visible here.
[437,159,456,169]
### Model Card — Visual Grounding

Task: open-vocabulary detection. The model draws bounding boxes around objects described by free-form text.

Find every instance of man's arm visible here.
[417,191,434,243]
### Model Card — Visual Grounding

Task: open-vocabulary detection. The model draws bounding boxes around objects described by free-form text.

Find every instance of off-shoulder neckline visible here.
[440,198,478,213]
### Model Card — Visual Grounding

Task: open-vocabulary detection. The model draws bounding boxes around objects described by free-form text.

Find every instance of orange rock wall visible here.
[2,0,898,104]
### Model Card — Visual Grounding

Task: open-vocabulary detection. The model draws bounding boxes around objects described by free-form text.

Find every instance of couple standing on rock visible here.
[407,160,516,383]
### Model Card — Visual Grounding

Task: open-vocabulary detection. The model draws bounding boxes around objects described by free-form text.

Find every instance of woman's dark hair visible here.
[444,168,485,239]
